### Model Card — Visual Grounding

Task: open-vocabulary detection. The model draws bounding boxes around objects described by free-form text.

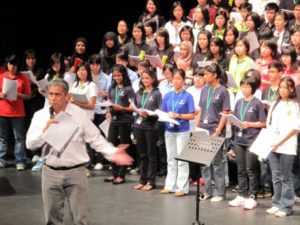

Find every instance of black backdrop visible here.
[0,1,194,69]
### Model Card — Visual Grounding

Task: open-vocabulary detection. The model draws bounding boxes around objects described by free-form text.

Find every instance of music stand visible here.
[176,132,225,225]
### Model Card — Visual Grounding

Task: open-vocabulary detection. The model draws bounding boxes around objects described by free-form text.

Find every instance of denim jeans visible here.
[0,117,27,165]
[269,152,295,215]
[164,131,190,194]
[202,143,226,197]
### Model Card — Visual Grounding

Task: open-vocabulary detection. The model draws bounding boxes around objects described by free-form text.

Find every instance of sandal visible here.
[134,183,145,190]
[141,184,155,191]
[104,176,116,182]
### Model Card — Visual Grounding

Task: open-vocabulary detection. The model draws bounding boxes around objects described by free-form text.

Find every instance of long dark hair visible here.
[111,64,131,88]
[269,76,297,125]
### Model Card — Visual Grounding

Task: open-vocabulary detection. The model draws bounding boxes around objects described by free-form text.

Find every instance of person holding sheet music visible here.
[89,54,110,170]
[157,63,176,177]
[228,76,266,210]
[258,62,283,199]
[22,49,46,171]
[133,67,161,191]
[26,79,133,225]
[160,68,195,197]
[0,54,31,170]
[104,64,135,184]
[194,63,230,202]
[265,77,300,217]
[191,30,211,70]
[150,27,175,68]
[124,23,151,70]
[70,62,97,176]
[40,52,66,106]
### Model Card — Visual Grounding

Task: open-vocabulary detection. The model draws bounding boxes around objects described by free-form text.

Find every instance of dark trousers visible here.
[157,122,167,174]
[134,127,158,185]
[235,144,259,197]
[108,122,132,178]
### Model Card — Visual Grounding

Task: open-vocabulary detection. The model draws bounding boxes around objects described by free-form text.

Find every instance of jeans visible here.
[0,117,27,165]
[269,152,295,215]
[202,143,226,197]
[164,131,190,194]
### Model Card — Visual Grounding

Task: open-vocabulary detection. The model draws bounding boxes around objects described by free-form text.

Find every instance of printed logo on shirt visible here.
[214,94,220,100]
[248,107,254,113]
[119,90,124,96]
[179,100,185,105]
[148,96,154,102]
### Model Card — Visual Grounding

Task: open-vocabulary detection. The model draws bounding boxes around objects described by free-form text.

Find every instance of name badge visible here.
[237,131,243,137]
[203,114,209,124]
[136,117,143,125]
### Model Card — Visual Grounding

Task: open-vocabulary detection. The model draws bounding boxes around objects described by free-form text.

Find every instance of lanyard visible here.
[141,90,151,109]
[205,87,217,114]
[172,91,183,112]
[114,87,122,104]
[267,87,278,102]
[240,99,252,122]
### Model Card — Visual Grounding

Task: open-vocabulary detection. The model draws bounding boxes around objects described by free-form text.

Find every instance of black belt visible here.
[45,164,85,170]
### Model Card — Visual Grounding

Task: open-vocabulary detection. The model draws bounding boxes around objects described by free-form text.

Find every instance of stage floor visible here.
[0,166,299,225]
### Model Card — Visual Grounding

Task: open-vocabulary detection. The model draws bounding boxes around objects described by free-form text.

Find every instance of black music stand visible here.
[176,132,225,225]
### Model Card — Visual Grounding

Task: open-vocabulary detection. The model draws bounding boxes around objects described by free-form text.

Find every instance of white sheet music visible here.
[249,128,273,159]
[21,70,36,83]
[154,109,180,125]
[2,78,17,100]
[36,78,49,90]
[156,67,165,81]
[221,113,243,129]
[145,55,163,68]
[226,71,238,89]
[197,61,212,68]
[71,93,89,103]
[99,119,110,138]
[42,112,79,152]
[95,100,113,107]
[129,55,141,64]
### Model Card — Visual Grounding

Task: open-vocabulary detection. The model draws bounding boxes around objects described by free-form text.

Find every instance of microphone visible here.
[49,106,55,119]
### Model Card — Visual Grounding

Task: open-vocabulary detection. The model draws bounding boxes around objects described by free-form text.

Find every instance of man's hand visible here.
[112,144,134,165]
[43,119,58,133]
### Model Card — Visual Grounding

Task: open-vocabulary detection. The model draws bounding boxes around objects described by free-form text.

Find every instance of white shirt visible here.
[70,81,97,120]
[267,100,300,155]
[26,104,116,167]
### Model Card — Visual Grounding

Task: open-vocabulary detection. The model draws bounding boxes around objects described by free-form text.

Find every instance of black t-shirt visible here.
[133,88,161,129]
[108,85,134,123]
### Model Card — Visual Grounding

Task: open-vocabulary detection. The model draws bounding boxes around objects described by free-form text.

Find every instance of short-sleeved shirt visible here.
[199,85,230,134]
[70,81,97,120]
[233,97,266,146]
[108,85,134,124]
[161,90,195,132]
[267,100,300,155]
[134,88,161,130]
[0,72,31,117]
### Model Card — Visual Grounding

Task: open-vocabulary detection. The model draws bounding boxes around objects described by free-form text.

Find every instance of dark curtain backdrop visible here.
[0,1,194,69]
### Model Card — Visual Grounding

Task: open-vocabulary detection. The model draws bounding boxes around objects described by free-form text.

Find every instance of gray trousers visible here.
[42,165,89,225]
[269,152,295,215]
